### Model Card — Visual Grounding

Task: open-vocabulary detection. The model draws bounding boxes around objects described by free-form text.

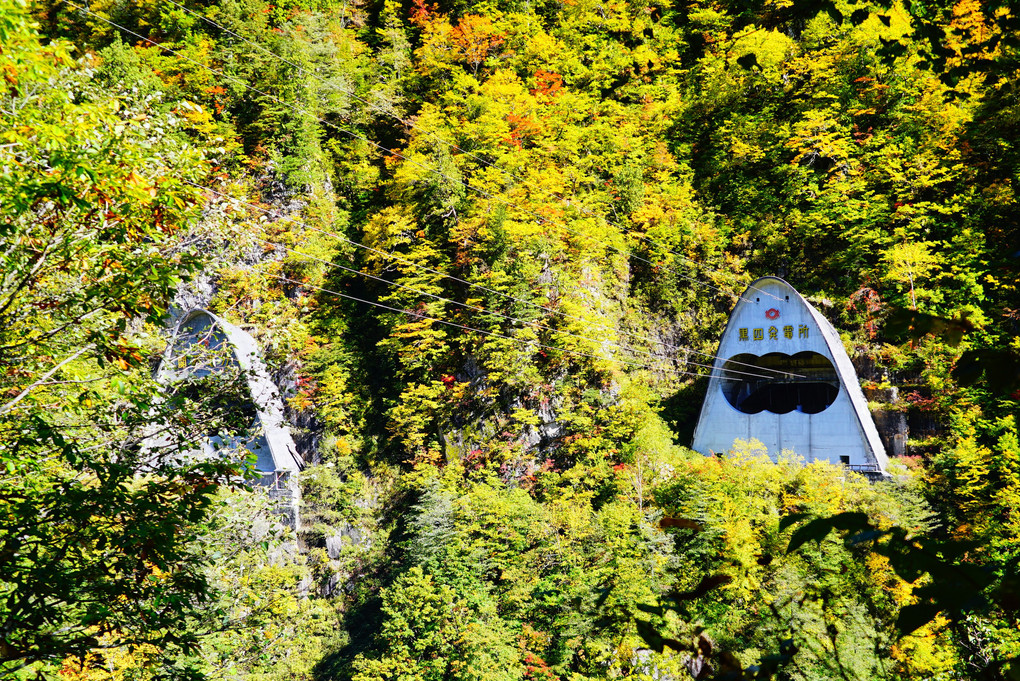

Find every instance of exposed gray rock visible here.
[325,523,369,560]
[872,409,908,457]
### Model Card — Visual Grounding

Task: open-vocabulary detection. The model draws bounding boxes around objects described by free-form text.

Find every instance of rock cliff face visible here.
[853,355,949,460]
[276,357,322,464]
[863,385,908,458]
[171,272,217,321]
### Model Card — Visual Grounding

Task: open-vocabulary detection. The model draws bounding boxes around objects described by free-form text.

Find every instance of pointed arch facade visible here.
[692,277,888,475]
[156,309,303,489]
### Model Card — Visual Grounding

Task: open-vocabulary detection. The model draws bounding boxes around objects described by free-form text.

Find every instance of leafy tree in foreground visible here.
[0,1,253,676]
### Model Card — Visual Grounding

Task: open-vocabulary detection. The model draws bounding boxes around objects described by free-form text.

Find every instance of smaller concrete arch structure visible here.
[155,309,302,524]
[692,277,888,476]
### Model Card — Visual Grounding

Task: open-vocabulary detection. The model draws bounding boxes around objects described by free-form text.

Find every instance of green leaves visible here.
[781,511,1018,645]
[6,0,1019,676]
[954,348,1020,395]
[0,1,258,675]
[785,512,870,553]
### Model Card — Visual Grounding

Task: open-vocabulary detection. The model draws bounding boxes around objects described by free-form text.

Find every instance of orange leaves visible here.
[291,375,317,411]
[415,13,507,75]
[504,111,541,148]
[2,62,17,86]
[103,339,145,370]
[530,69,563,99]
[450,15,505,74]
[949,0,992,52]
[202,85,227,114]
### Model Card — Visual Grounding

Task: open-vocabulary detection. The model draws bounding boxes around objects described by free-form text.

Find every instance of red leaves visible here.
[504,112,540,148]
[463,448,485,471]
[522,652,557,681]
[903,390,939,411]
[530,69,563,99]
[848,287,882,339]
[409,0,435,26]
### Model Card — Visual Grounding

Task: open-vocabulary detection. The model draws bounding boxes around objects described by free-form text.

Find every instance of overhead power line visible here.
[59,1,801,379]
[274,274,778,382]
[275,273,655,372]
[193,181,803,378]
[267,240,781,380]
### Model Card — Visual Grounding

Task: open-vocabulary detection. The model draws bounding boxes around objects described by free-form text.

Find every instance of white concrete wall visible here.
[156,309,303,474]
[692,278,888,473]
[154,309,304,527]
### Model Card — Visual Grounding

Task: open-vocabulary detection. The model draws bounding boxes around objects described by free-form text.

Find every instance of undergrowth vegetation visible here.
[2,0,1019,677]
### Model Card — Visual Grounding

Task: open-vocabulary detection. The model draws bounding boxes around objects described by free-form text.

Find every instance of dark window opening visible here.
[170,314,236,376]
[720,351,840,415]
[840,455,850,466]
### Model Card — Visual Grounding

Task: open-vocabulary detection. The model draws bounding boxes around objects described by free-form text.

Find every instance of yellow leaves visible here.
[60,639,159,681]
[730,26,795,76]
[845,2,911,44]
[511,406,541,428]
[177,99,217,135]
[881,240,943,309]
[630,202,666,230]
[387,380,449,453]
[362,205,416,271]
[787,110,856,174]
[952,428,993,515]
[115,169,159,203]
[479,68,531,107]
[891,613,959,677]
[729,136,765,164]
[415,13,508,77]
[124,170,146,188]
[522,31,563,65]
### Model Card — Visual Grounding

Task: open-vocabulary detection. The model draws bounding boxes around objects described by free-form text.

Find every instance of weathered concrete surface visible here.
[692,277,888,475]
[156,309,303,525]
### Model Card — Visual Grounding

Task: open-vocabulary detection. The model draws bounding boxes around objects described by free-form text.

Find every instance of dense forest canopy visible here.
[1,0,1019,678]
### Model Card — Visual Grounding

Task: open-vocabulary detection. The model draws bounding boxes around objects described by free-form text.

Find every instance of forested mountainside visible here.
[2,0,1019,677]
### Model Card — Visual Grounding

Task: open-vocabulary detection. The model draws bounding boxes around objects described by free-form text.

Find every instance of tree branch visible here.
[0,344,94,416]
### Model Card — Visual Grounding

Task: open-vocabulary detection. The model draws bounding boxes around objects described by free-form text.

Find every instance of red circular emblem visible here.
[765,308,780,320]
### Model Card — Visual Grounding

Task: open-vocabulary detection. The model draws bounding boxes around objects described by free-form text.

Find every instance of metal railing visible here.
[844,463,881,473]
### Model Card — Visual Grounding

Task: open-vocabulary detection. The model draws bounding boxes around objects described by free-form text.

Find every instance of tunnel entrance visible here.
[720,351,840,415]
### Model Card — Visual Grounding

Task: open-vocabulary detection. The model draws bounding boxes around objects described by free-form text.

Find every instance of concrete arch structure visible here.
[692,277,888,476]
[156,309,302,523]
